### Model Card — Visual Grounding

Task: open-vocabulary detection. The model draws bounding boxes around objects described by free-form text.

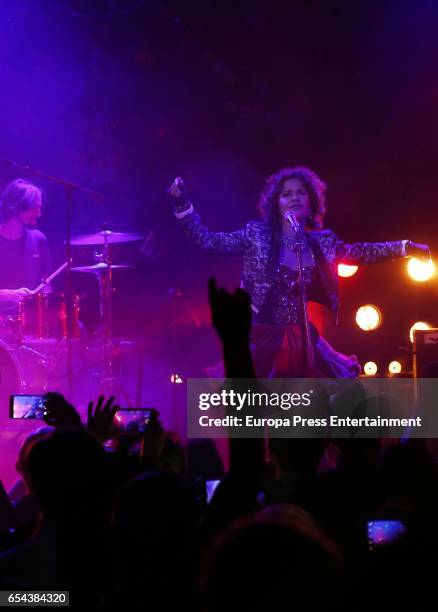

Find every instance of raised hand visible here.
[168,177,185,199]
[406,241,431,260]
[208,278,252,346]
[87,395,119,443]
[43,392,82,428]
[140,412,166,469]
[168,177,191,212]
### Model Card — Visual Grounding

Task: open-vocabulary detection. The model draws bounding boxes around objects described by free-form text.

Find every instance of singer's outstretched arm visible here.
[319,230,407,265]
[177,208,249,255]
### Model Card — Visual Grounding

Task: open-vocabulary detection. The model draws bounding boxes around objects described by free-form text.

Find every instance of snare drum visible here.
[18,293,81,340]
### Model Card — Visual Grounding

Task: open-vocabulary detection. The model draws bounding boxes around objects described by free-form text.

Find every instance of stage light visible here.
[364,361,378,376]
[409,321,432,343]
[338,264,358,278]
[407,257,435,282]
[388,361,402,375]
[355,305,382,331]
[170,374,183,384]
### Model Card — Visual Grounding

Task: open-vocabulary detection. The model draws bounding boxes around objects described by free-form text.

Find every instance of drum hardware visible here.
[70,229,143,246]
[0,217,145,406]
[17,293,81,341]
[70,226,143,397]
[84,337,159,408]
[11,260,73,341]
[71,263,133,273]
[71,226,142,338]
[0,339,49,405]
[0,338,51,489]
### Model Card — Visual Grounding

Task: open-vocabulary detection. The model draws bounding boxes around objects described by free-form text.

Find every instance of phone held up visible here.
[10,395,47,420]
[114,408,159,433]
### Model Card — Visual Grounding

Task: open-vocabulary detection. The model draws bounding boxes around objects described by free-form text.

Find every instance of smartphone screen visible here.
[115,408,158,433]
[10,395,47,419]
[367,520,406,550]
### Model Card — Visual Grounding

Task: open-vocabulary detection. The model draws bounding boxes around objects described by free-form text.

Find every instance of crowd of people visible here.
[0,278,436,611]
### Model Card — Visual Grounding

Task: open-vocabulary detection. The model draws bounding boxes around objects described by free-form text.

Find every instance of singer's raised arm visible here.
[176,208,250,255]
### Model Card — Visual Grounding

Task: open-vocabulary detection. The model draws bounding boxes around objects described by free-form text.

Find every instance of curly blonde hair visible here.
[258,166,327,229]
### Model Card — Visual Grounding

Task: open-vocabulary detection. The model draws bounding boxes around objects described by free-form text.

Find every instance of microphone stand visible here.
[285,215,314,375]
[2,159,100,399]
[167,287,201,433]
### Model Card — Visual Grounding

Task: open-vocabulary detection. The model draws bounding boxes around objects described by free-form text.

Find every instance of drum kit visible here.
[0,228,144,409]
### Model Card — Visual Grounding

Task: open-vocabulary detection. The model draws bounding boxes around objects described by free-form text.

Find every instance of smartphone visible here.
[115,408,158,433]
[367,520,406,550]
[10,395,47,419]
[206,479,221,504]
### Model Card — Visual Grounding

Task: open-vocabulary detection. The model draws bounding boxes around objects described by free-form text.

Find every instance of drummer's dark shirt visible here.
[0,234,26,289]
[0,229,50,291]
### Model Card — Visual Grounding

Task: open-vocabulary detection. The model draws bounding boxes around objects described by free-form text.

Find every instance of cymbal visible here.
[70,230,144,245]
[71,263,134,274]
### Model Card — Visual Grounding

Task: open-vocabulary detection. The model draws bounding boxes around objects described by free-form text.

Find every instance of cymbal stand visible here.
[168,287,201,433]
[95,235,116,394]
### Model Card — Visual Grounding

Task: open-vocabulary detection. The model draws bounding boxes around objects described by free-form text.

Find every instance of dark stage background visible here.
[1,0,438,383]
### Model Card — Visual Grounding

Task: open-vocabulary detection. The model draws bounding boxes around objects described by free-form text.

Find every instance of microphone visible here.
[284,210,300,232]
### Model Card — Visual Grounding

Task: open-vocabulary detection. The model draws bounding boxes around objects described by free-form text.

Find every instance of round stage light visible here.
[388,361,402,375]
[338,264,358,278]
[364,361,378,376]
[409,321,432,344]
[355,305,382,331]
[407,257,435,282]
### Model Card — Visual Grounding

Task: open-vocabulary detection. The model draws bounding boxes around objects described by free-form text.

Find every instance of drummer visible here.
[0,179,51,304]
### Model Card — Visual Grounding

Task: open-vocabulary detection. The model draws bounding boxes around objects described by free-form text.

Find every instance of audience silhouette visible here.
[0,278,434,610]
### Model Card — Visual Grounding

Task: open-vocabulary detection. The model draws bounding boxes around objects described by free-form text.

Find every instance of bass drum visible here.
[0,340,49,489]
[0,340,48,415]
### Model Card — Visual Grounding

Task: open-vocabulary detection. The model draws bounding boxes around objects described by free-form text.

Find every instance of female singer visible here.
[170,167,430,377]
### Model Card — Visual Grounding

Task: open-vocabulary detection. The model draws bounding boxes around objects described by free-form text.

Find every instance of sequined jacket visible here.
[178,209,406,321]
